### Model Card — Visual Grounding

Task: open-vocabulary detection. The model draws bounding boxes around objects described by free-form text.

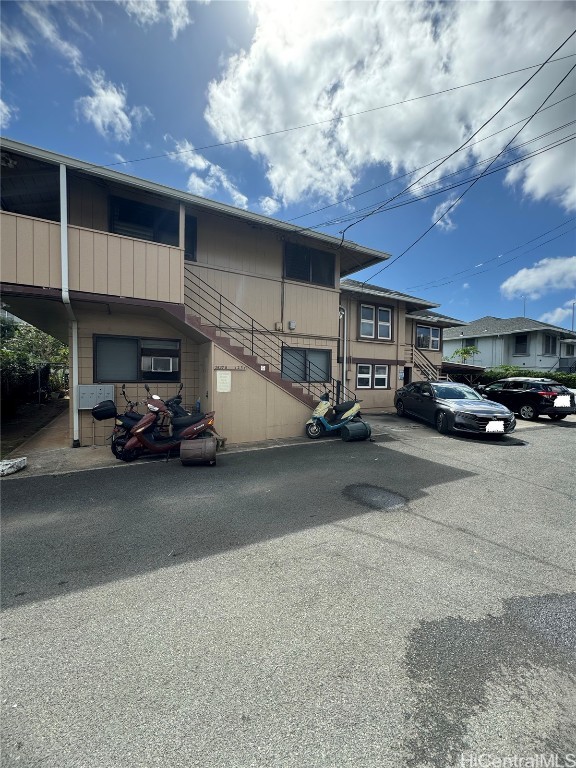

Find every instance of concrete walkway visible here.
[4,408,396,478]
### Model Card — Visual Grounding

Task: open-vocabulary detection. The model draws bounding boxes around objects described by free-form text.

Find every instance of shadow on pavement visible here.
[1,441,476,609]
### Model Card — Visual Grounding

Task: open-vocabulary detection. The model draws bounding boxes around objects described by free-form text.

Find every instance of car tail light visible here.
[536,391,555,398]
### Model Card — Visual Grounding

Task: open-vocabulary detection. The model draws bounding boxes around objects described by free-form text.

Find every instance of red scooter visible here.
[115,391,217,463]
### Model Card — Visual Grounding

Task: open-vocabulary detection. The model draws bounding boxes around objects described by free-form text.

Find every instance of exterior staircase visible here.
[183,268,356,408]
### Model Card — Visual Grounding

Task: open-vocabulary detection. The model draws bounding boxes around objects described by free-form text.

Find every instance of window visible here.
[356,364,389,389]
[514,334,528,355]
[184,214,197,262]
[283,243,335,287]
[463,337,476,347]
[360,305,392,340]
[566,343,575,356]
[543,334,557,355]
[110,196,179,246]
[416,325,440,350]
[281,348,331,382]
[94,336,180,382]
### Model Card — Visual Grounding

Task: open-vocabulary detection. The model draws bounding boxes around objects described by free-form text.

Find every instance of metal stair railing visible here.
[413,346,441,380]
[184,268,357,404]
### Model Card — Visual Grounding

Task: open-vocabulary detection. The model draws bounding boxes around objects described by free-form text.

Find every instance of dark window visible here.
[185,214,197,262]
[281,348,331,382]
[416,325,440,350]
[463,337,476,347]
[110,196,179,246]
[514,334,528,355]
[284,243,335,287]
[543,334,557,355]
[94,335,180,383]
[566,343,575,356]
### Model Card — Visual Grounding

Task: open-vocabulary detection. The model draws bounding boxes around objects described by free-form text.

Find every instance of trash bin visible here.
[180,435,217,465]
[341,421,372,442]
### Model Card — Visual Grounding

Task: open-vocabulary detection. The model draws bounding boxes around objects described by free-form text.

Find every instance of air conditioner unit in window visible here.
[151,356,173,373]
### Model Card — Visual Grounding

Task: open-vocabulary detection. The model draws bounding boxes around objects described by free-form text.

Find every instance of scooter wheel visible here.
[112,437,141,462]
[306,422,324,439]
[120,448,141,463]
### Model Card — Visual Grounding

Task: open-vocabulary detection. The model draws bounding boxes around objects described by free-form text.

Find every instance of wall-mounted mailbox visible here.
[78,384,115,410]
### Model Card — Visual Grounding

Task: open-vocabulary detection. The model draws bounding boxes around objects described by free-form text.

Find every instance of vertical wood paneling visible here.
[157,248,170,302]
[68,228,80,290]
[145,243,157,300]
[120,239,134,296]
[133,240,146,298]
[79,230,94,293]
[49,223,61,288]
[33,220,50,286]
[16,217,34,285]
[0,213,17,283]
[107,236,121,295]
[169,248,182,303]
[93,232,108,295]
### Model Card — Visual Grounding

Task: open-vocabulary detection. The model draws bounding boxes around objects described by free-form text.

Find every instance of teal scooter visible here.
[305,392,363,439]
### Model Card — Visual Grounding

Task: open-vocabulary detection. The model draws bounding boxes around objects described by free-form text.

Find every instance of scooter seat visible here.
[172,413,205,429]
[333,400,357,414]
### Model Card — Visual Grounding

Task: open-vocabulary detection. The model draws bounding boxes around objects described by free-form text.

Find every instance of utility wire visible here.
[406,218,576,290]
[102,53,576,168]
[288,92,576,228]
[307,126,576,230]
[339,30,576,247]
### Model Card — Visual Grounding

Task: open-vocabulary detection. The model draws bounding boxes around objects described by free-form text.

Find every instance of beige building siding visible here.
[74,310,200,446]
[211,346,310,443]
[1,212,61,289]
[68,226,183,303]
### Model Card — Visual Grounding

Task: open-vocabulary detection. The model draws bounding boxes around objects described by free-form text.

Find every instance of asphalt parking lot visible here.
[2,413,575,767]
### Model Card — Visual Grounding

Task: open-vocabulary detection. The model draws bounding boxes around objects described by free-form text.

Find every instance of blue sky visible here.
[2,0,576,329]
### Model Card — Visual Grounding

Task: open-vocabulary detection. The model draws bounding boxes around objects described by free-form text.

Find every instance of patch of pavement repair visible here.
[404,592,576,767]
[342,483,407,511]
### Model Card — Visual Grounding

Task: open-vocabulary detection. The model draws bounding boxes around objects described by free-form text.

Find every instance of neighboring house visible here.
[339,280,466,409]
[1,138,458,446]
[444,316,576,373]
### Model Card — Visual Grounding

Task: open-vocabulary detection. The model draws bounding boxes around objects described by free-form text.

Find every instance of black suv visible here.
[478,377,576,421]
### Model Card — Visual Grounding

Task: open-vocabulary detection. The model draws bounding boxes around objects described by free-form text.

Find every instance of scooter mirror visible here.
[152,394,161,400]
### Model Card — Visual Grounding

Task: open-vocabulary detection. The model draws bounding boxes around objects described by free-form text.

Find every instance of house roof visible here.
[0,137,390,278]
[444,315,576,341]
[406,309,467,328]
[340,278,441,312]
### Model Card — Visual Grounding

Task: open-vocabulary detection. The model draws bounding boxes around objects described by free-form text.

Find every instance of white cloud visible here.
[76,71,152,142]
[0,24,31,62]
[205,1,576,210]
[120,0,194,39]
[21,2,84,75]
[259,196,280,216]
[500,256,576,300]
[0,97,17,129]
[432,196,462,231]
[169,139,248,208]
[462,282,470,289]
[539,297,576,327]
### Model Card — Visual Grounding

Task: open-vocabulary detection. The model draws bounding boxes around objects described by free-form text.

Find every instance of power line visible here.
[354,33,576,292]
[102,53,576,168]
[303,125,576,230]
[338,31,576,246]
[288,92,576,228]
[406,218,576,290]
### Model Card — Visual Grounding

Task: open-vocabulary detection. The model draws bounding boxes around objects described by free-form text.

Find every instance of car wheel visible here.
[436,411,450,434]
[519,403,538,420]
[305,422,324,439]
[548,414,567,420]
[396,400,405,417]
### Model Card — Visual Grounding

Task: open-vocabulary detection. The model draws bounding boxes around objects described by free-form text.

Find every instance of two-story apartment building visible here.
[1,138,457,446]
[443,316,576,373]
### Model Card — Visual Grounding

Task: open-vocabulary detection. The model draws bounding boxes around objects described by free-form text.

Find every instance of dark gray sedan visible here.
[394,381,516,436]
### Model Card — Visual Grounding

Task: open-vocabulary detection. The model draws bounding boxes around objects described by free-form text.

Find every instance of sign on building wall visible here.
[216,370,232,393]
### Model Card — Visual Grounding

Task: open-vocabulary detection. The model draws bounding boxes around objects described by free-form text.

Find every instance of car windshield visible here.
[432,384,482,400]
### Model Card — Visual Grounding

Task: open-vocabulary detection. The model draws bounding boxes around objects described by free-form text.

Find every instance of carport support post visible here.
[60,163,80,448]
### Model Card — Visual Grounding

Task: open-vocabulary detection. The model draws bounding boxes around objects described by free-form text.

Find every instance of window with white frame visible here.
[416,325,440,350]
[356,364,389,389]
[360,305,392,340]
[565,343,575,356]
